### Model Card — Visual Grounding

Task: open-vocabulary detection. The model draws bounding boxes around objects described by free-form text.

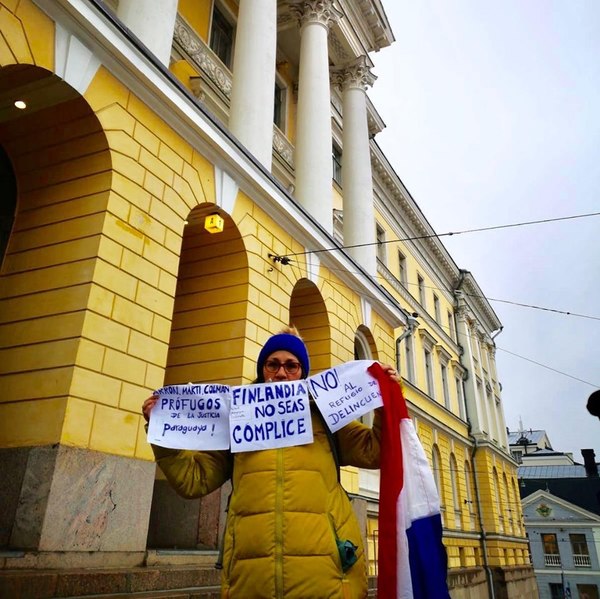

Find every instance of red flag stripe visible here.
[369,362,409,598]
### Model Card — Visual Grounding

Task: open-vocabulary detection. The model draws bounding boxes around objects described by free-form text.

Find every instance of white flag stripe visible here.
[400,419,441,520]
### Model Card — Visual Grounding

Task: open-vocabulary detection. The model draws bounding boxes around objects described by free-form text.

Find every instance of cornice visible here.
[371,144,503,333]
[371,148,459,283]
[356,0,394,49]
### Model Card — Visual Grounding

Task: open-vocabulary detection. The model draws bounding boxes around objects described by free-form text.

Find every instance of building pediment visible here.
[523,489,600,524]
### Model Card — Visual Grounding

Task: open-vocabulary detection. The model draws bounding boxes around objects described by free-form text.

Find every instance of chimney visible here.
[581,449,599,477]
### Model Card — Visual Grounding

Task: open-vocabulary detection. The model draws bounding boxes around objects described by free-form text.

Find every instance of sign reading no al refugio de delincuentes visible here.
[147,360,384,451]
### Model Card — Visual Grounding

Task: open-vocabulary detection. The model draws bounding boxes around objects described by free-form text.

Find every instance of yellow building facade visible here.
[0,1,536,597]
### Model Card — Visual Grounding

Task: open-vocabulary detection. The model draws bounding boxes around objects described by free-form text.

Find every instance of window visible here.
[549,583,564,599]
[404,335,415,383]
[417,274,426,308]
[355,332,374,427]
[441,363,450,408]
[274,78,287,131]
[210,5,234,68]
[576,584,599,599]
[449,455,461,528]
[332,143,342,186]
[448,310,456,340]
[542,533,561,567]
[455,376,466,420]
[464,461,476,530]
[432,445,445,525]
[503,473,513,533]
[492,468,503,532]
[424,348,434,397]
[376,224,386,263]
[570,533,591,567]
[433,293,441,322]
[398,251,407,286]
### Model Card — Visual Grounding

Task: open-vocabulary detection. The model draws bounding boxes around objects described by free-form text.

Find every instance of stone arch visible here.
[0,63,126,553]
[0,63,111,434]
[147,202,250,551]
[289,278,331,374]
[164,204,249,386]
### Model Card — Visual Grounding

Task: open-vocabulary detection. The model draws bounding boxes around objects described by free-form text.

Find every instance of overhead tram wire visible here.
[496,348,599,388]
[273,259,599,388]
[481,296,600,322]
[274,210,600,259]
[269,250,600,322]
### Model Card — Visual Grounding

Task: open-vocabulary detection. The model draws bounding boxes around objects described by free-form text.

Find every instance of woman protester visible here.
[142,326,399,599]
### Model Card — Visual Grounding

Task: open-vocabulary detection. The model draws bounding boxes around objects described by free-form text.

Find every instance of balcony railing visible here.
[544,553,561,567]
[573,554,591,567]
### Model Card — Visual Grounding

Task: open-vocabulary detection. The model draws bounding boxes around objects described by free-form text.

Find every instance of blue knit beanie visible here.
[256,333,310,380]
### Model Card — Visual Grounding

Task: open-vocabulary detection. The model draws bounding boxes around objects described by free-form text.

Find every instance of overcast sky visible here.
[369,0,600,460]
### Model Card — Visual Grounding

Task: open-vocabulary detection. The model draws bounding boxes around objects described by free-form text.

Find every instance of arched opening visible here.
[492,467,503,533]
[449,453,461,528]
[464,460,476,530]
[147,203,249,551]
[354,325,379,362]
[354,325,378,426]
[289,278,330,374]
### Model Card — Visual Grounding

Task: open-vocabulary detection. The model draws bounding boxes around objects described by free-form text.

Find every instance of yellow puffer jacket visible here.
[152,405,382,599]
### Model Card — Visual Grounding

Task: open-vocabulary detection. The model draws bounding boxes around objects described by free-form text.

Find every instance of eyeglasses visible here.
[264,359,302,375]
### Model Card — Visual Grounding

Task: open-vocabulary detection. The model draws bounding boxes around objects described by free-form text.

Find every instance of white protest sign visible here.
[229,381,312,453]
[306,360,383,432]
[147,384,231,450]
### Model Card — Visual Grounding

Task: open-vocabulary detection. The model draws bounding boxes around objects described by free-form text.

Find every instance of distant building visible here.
[511,426,600,599]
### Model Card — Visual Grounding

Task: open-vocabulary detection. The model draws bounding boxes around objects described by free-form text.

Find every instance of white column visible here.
[292,1,342,234]
[116,0,178,67]
[229,0,277,169]
[334,57,377,275]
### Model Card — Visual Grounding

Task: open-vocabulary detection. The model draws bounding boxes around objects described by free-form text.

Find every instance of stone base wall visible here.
[492,565,539,599]
[0,445,155,553]
[449,567,490,599]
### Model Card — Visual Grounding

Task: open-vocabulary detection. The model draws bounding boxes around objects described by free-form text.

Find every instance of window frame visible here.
[332,143,342,186]
[398,250,407,286]
[376,223,386,263]
[209,3,235,69]
[417,273,426,308]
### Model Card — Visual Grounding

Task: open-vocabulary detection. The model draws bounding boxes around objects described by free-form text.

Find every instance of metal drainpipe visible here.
[470,431,496,599]
[394,314,418,372]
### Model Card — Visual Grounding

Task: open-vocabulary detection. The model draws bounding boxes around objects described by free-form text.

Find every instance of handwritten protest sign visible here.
[306,360,383,432]
[229,381,312,453]
[147,384,231,450]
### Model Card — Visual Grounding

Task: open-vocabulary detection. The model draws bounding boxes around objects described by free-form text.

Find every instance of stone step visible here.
[0,566,222,599]
[57,588,221,599]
